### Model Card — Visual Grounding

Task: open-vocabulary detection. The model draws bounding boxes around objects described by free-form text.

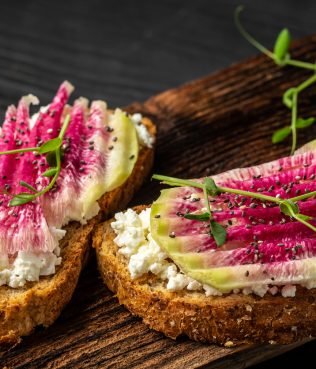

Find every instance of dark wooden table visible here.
[0,0,316,367]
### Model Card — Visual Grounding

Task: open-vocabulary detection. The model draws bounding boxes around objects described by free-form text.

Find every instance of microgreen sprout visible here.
[0,114,71,206]
[152,174,316,246]
[235,6,316,154]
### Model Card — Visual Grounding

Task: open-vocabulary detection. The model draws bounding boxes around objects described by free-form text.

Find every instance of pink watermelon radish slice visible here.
[0,82,139,255]
[151,150,316,293]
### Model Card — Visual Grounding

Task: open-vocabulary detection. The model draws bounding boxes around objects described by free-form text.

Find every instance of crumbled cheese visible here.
[112,208,206,293]
[203,284,223,297]
[251,285,269,297]
[131,113,155,148]
[269,286,278,295]
[281,285,296,297]
[0,249,61,288]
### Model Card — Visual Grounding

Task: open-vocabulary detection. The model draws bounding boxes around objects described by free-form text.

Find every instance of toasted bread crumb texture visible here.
[0,117,155,345]
[94,206,316,346]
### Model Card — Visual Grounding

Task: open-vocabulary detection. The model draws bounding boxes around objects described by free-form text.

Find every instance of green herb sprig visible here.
[235,6,316,154]
[153,174,316,246]
[184,177,227,246]
[0,114,71,206]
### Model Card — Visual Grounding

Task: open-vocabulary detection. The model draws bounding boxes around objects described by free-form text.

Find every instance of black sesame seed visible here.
[245,271,249,277]
[278,166,283,171]
[249,203,257,209]
[4,139,9,143]
[108,145,114,150]
[106,126,114,132]
[88,125,93,129]
[169,232,176,238]
[129,155,135,160]
[89,146,94,151]
[310,174,315,180]
[191,197,200,202]
[112,137,118,142]
[79,167,84,172]
[154,214,161,218]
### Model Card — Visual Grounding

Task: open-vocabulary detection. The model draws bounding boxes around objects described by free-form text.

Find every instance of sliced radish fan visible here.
[0,81,139,255]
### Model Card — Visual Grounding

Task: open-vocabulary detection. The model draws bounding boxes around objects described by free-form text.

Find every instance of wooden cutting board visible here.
[1,35,316,369]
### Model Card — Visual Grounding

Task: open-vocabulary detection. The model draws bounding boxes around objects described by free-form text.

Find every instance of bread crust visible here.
[94,205,316,346]
[0,117,155,345]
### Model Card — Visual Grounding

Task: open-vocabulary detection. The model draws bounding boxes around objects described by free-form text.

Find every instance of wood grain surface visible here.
[1,32,316,368]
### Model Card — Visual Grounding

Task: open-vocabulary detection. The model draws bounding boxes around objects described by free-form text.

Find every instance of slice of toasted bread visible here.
[0,117,156,345]
[94,205,316,347]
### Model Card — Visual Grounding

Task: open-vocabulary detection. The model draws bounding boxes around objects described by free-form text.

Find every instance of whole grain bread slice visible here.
[0,116,156,345]
[94,205,316,347]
